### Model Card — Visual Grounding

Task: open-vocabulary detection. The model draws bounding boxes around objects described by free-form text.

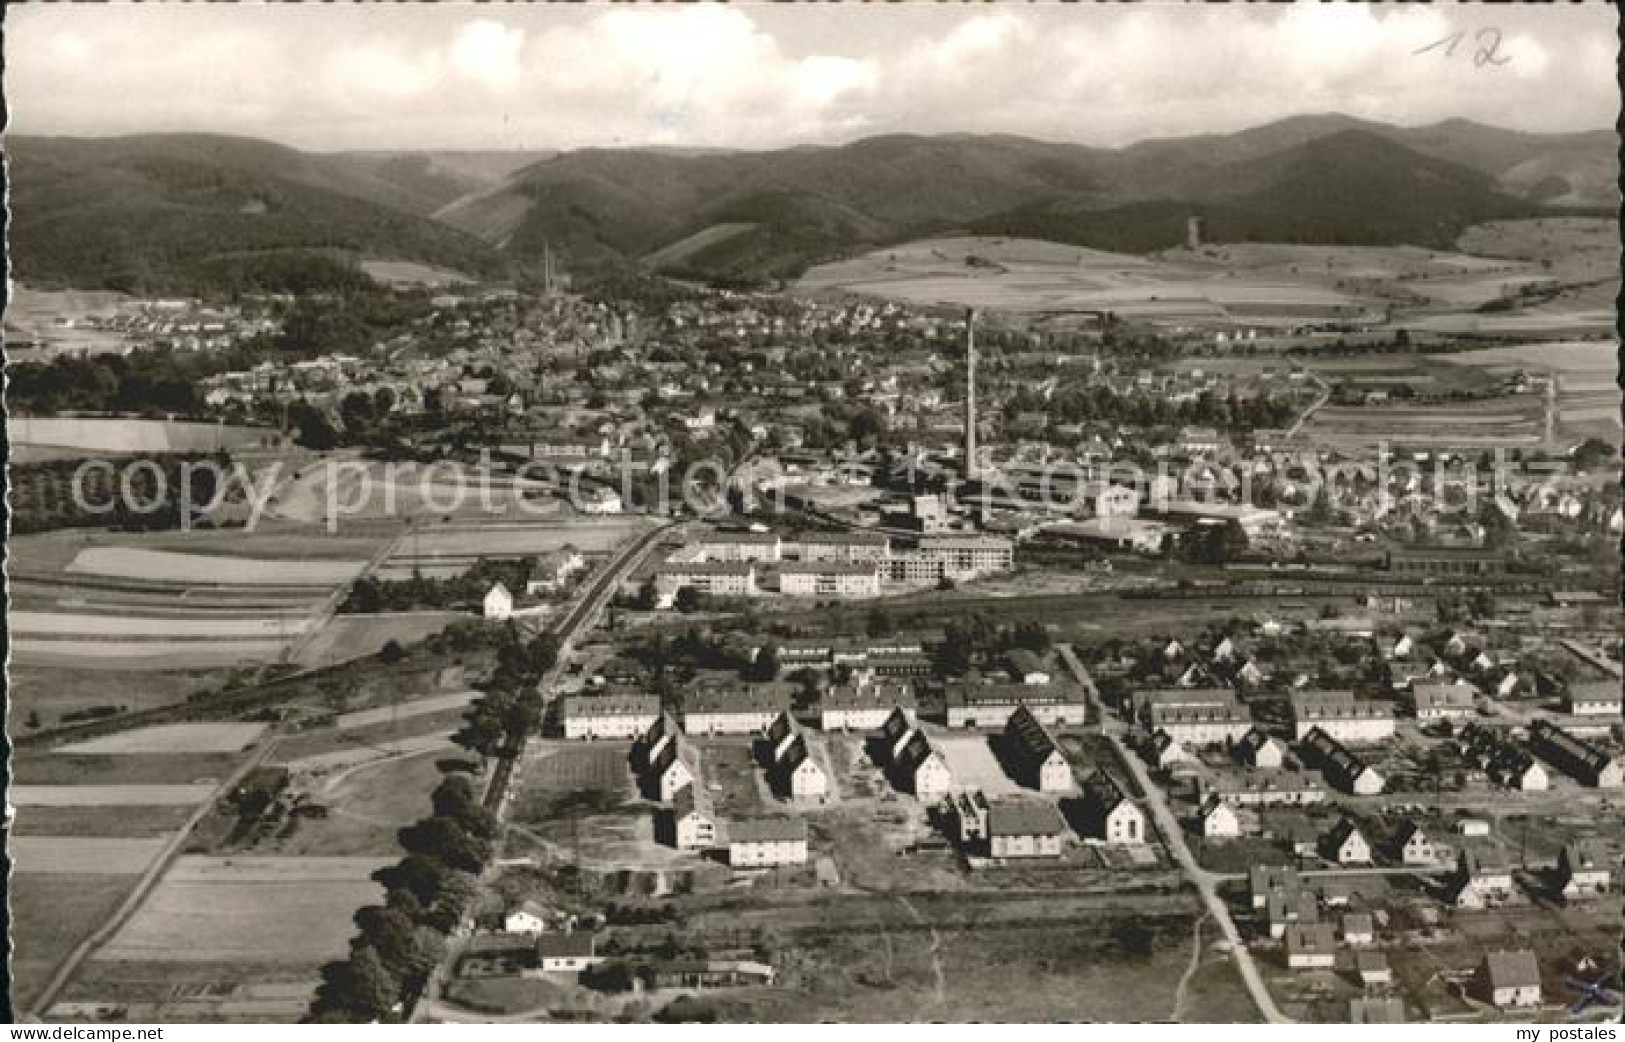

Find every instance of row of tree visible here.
[306,771,496,1021]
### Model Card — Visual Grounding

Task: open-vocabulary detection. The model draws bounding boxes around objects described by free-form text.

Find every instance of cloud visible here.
[4,4,1616,150]
[450,19,526,92]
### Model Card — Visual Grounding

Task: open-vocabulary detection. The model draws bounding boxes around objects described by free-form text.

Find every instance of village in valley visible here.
[5,5,1622,1027]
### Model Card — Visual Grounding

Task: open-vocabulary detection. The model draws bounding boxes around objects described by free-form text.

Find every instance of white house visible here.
[727,818,809,868]
[1199,796,1241,839]
[483,581,515,620]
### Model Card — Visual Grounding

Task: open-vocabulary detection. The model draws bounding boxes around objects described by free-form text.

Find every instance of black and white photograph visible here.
[3,2,1621,1027]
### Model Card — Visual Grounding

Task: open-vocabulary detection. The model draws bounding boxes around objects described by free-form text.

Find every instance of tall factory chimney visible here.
[964,307,978,480]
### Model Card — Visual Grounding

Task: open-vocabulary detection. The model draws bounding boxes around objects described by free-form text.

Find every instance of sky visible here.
[7,4,1618,152]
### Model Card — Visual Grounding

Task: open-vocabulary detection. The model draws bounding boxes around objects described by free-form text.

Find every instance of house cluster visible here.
[634,712,811,868]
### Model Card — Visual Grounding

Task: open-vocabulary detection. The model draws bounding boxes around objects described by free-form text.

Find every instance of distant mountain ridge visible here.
[441,115,1614,281]
[7,134,508,293]
[6,116,1615,292]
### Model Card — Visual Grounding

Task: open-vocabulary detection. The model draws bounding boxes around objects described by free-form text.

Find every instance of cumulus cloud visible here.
[4,4,1615,150]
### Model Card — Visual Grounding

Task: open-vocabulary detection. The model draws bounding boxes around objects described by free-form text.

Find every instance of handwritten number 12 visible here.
[1414,28,1511,67]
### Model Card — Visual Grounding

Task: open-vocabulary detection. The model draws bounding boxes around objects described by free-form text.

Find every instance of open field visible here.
[97,856,393,964]
[256,747,454,858]
[66,547,365,586]
[266,459,582,524]
[9,664,231,730]
[12,750,243,786]
[800,236,1366,324]
[10,527,379,672]
[11,783,218,806]
[334,690,479,730]
[359,259,473,288]
[7,416,276,454]
[9,874,142,1013]
[12,804,200,839]
[10,836,171,875]
[1301,397,1547,449]
[282,733,459,773]
[60,723,267,755]
[294,611,462,667]
[13,610,312,637]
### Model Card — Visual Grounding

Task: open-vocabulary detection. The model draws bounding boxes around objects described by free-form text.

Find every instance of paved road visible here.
[1058,644,1291,1025]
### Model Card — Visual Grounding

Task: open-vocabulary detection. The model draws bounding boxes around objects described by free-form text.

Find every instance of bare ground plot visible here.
[10,836,170,875]
[60,723,267,755]
[11,784,217,806]
[930,734,1025,796]
[8,874,142,1014]
[97,856,393,964]
[503,743,683,870]
[700,740,773,819]
[276,708,470,763]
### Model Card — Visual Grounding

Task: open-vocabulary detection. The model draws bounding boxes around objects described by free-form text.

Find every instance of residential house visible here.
[896,730,954,799]
[986,799,1068,859]
[1564,680,1618,717]
[945,678,1087,728]
[1341,912,1375,946]
[1530,721,1624,788]
[1078,770,1146,845]
[648,736,698,803]
[484,581,515,620]
[1557,839,1613,899]
[1301,728,1385,795]
[660,784,717,851]
[1003,705,1073,792]
[536,933,603,974]
[1322,817,1372,865]
[681,683,793,736]
[777,735,830,800]
[1394,821,1441,867]
[727,818,809,868]
[1199,796,1241,839]
[560,692,661,741]
[1284,923,1338,969]
[1235,726,1286,769]
[1409,682,1477,721]
[1449,843,1515,908]
[1478,950,1541,1007]
[1288,690,1394,743]
[819,680,918,732]
[1355,950,1393,987]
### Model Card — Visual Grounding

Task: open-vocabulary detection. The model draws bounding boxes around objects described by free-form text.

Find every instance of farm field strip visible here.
[60,723,268,755]
[334,690,479,730]
[14,638,290,666]
[67,547,365,586]
[10,783,218,806]
[10,836,171,875]
[12,611,312,638]
[163,855,398,882]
